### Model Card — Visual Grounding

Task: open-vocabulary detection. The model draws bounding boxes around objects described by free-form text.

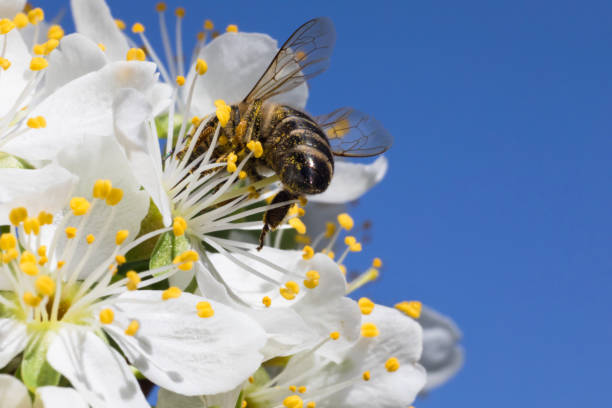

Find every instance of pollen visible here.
[358,297,375,315]
[238,170,247,180]
[9,207,27,226]
[173,217,187,236]
[65,227,77,239]
[196,301,215,318]
[115,19,126,30]
[27,8,44,25]
[326,251,335,260]
[69,197,89,216]
[0,57,10,70]
[47,24,64,40]
[126,271,141,291]
[262,296,271,307]
[191,116,201,127]
[344,236,356,246]
[99,308,114,324]
[394,300,422,319]
[204,19,214,30]
[106,188,123,206]
[0,18,15,34]
[2,249,18,263]
[176,75,185,86]
[20,262,39,276]
[155,2,167,12]
[30,56,48,71]
[330,331,340,340]
[325,222,336,238]
[280,281,300,300]
[23,292,41,307]
[226,24,238,33]
[385,357,400,372]
[26,116,46,128]
[303,270,320,289]
[337,213,354,231]
[298,386,307,393]
[37,211,53,225]
[57,261,65,269]
[349,242,362,252]
[215,100,231,127]
[362,371,371,381]
[246,140,263,158]
[93,179,112,199]
[126,48,146,61]
[116,230,129,245]
[289,385,296,392]
[23,217,40,235]
[175,7,185,18]
[162,286,182,300]
[0,233,17,251]
[195,58,208,75]
[115,255,126,265]
[306,403,315,408]
[372,257,383,268]
[125,320,140,336]
[98,43,106,51]
[131,22,145,33]
[302,245,314,260]
[35,275,55,296]
[289,218,306,235]
[13,13,28,29]
[361,322,379,338]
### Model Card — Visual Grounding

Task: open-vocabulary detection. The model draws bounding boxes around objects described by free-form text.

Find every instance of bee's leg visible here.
[258,190,298,250]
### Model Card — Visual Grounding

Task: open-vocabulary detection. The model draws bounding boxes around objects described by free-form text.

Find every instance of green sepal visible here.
[155,113,183,141]
[21,331,61,391]
[126,199,165,262]
[0,152,33,169]
[150,231,190,272]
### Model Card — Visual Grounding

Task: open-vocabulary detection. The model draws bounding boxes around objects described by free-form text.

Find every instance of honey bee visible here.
[180,17,393,249]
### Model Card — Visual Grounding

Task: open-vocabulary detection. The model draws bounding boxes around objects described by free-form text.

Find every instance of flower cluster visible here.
[0,0,462,407]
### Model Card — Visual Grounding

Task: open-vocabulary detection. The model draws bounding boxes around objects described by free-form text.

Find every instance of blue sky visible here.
[36,0,612,406]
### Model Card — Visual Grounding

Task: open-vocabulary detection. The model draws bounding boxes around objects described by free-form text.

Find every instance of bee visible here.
[180,17,393,249]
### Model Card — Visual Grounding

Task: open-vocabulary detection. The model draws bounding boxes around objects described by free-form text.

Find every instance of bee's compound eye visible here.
[280,151,332,195]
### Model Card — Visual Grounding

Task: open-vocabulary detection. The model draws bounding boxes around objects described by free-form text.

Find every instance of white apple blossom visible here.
[0,374,88,408]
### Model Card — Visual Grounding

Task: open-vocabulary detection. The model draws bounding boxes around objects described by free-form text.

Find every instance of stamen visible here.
[9,207,27,226]
[29,57,48,71]
[358,297,375,315]
[394,300,422,318]
[0,233,16,250]
[288,218,306,235]
[26,116,46,128]
[330,331,340,340]
[0,18,15,34]
[215,99,231,127]
[246,140,264,158]
[173,216,187,236]
[195,58,207,75]
[346,268,378,294]
[23,217,40,235]
[23,292,41,307]
[302,245,314,260]
[262,296,271,307]
[116,230,129,245]
[385,357,400,372]
[115,19,126,30]
[303,270,319,289]
[13,13,28,29]
[131,22,145,33]
[126,48,146,61]
[86,234,95,244]
[47,25,64,40]
[27,8,44,25]
[176,75,185,86]
[196,301,214,318]
[37,211,53,225]
[70,197,91,216]
[337,213,354,231]
[99,308,114,324]
[65,227,77,239]
[204,19,214,30]
[105,188,123,206]
[361,322,379,338]
[226,24,238,33]
[280,281,300,300]
[125,320,139,336]
[362,371,371,381]
[126,271,140,291]
[35,275,55,296]
[372,257,383,268]
[283,395,303,408]
[162,286,182,300]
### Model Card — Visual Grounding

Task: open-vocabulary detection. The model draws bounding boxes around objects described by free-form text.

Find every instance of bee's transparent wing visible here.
[315,107,393,157]
[243,17,336,103]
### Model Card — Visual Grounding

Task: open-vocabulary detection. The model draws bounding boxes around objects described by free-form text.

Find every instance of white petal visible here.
[44,33,107,97]
[3,61,161,161]
[70,0,129,62]
[113,88,171,225]
[0,164,77,225]
[300,202,346,244]
[106,290,266,396]
[309,156,388,204]
[34,386,89,408]
[158,385,242,408]
[0,29,31,120]
[0,374,31,408]
[188,32,308,117]
[0,319,28,368]
[0,0,24,18]
[52,135,149,278]
[47,325,148,408]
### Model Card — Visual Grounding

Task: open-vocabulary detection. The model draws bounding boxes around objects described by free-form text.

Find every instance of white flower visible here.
[0,374,88,408]
[0,0,24,18]
[0,135,266,406]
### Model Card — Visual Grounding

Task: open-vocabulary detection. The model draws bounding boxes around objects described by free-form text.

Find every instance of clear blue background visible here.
[37,0,612,406]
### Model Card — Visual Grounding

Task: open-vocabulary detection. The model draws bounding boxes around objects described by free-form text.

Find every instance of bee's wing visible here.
[315,107,393,157]
[243,17,336,103]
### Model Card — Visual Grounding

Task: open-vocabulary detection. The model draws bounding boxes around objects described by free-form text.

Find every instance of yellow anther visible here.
[306,403,315,408]
[227,161,237,173]
[295,234,311,245]
[262,296,271,307]
[155,2,167,12]
[115,19,126,30]
[125,320,140,336]
[37,211,53,225]
[126,271,140,291]
[126,48,146,61]
[0,57,10,70]
[38,256,48,266]
[176,75,185,86]
[330,331,340,340]
[0,18,15,34]
[289,218,306,235]
[195,58,208,75]
[93,179,112,199]
[302,245,314,260]
[218,135,228,146]
[326,251,335,260]
[13,13,28,29]
[226,24,238,33]
[0,234,17,251]
[372,257,383,268]
[115,230,129,245]
[204,19,214,30]
[33,43,45,55]
[175,7,185,18]
[98,43,106,51]
[35,275,55,296]
[349,242,362,252]
[362,371,371,381]
[2,249,18,263]
[20,261,38,275]
[246,140,263,158]
[106,188,123,206]
[37,246,46,257]
[344,236,356,246]
[162,286,182,300]
[173,217,188,237]
[298,386,307,393]
[177,261,193,271]
[65,227,77,239]
[20,251,36,265]
[394,300,422,319]
[215,99,231,127]
[280,281,300,300]
[283,395,303,408]
[337,213,354,231]
[385,357,400,372]
[27,8,44,25]
[238,170,247,180]
[289,385,297,392]
[23,292,41,307]
[358,297,375,315]
[324,222,336,238]
[57,261,65,269]
[338,264,346,275]
[286,281,299,293]
[131,22,144,33]
[44,39,59,55]
[9,207,27,226]
[361,322,379,338]
[191,116,201,127]
[303,270,320,289]
[248,376,254,383]
[70,197,90,216]
[99,308,114,324]
[242,401,247,408]
[26,116,46,128]
[173,250,199,264]
[115,255,126,265]
[47,24,64,40]
[196,301,215,318]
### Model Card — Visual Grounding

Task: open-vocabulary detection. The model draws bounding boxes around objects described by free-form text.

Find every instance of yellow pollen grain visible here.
[20,251,36,264]
[115,19,126,30]
[337,213,354,231]
[175,7,185,18]
[302,245,314,260]
[126,48,146,61]
[195,58,208,75]
[204,19,214,30]
[176,75,185,86]
[37,246,46,257]
[0,233,17,251]
[303,270,320,289]
[93,179,112,199]
[162,286,182,300]
[362,371,371,381]
[9,207,27,225]
[394,300,422,319]
[116,230,129,245]
[344,236,356,246]
[246,140,263,158]
[289,385,296,392]
[23,292,41,307]
[191,116,201,127]
[350,242,362,252]
[99,308,114,324]
[358,297,375,315]
[26,116,46,128]
[70,197,90,216]
[13,13,28,29]
[385,357,400,372]
[215,100,231,127]
[155,2,167,12]
[238,170,247,180]
[126,270,141,291]
[173,216,187,237]
[226,24,238,33]
[44,39,59,54]
[86,234,95,244]
[372,257,383,268]
[330,331,340,340]
[65,227,77,239]
[35,275,55,296]
[289,218,306,235]
[38,256,48,266]
[196,301,215,318]
[283,395,303,408]
[106,188,123,206]
[57,261,65,269]
[262,296,271,307]
[37,211,53,225]
[298,386,307,393]
[125,320,140,336]
[23,217,40,235]
[0,57,11,70]
[324,222,335,238]
[47,24,64,40]
[361,322,379,338]
[131,22,144,33]
[30,56,48,70]
[27,8,44,25]
[115,255,126,265]
[32,43,45,55]
[173,250,199,264]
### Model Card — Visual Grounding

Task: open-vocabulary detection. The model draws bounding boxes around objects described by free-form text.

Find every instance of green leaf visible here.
[21,331,61,391]
[150,231,190,271]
